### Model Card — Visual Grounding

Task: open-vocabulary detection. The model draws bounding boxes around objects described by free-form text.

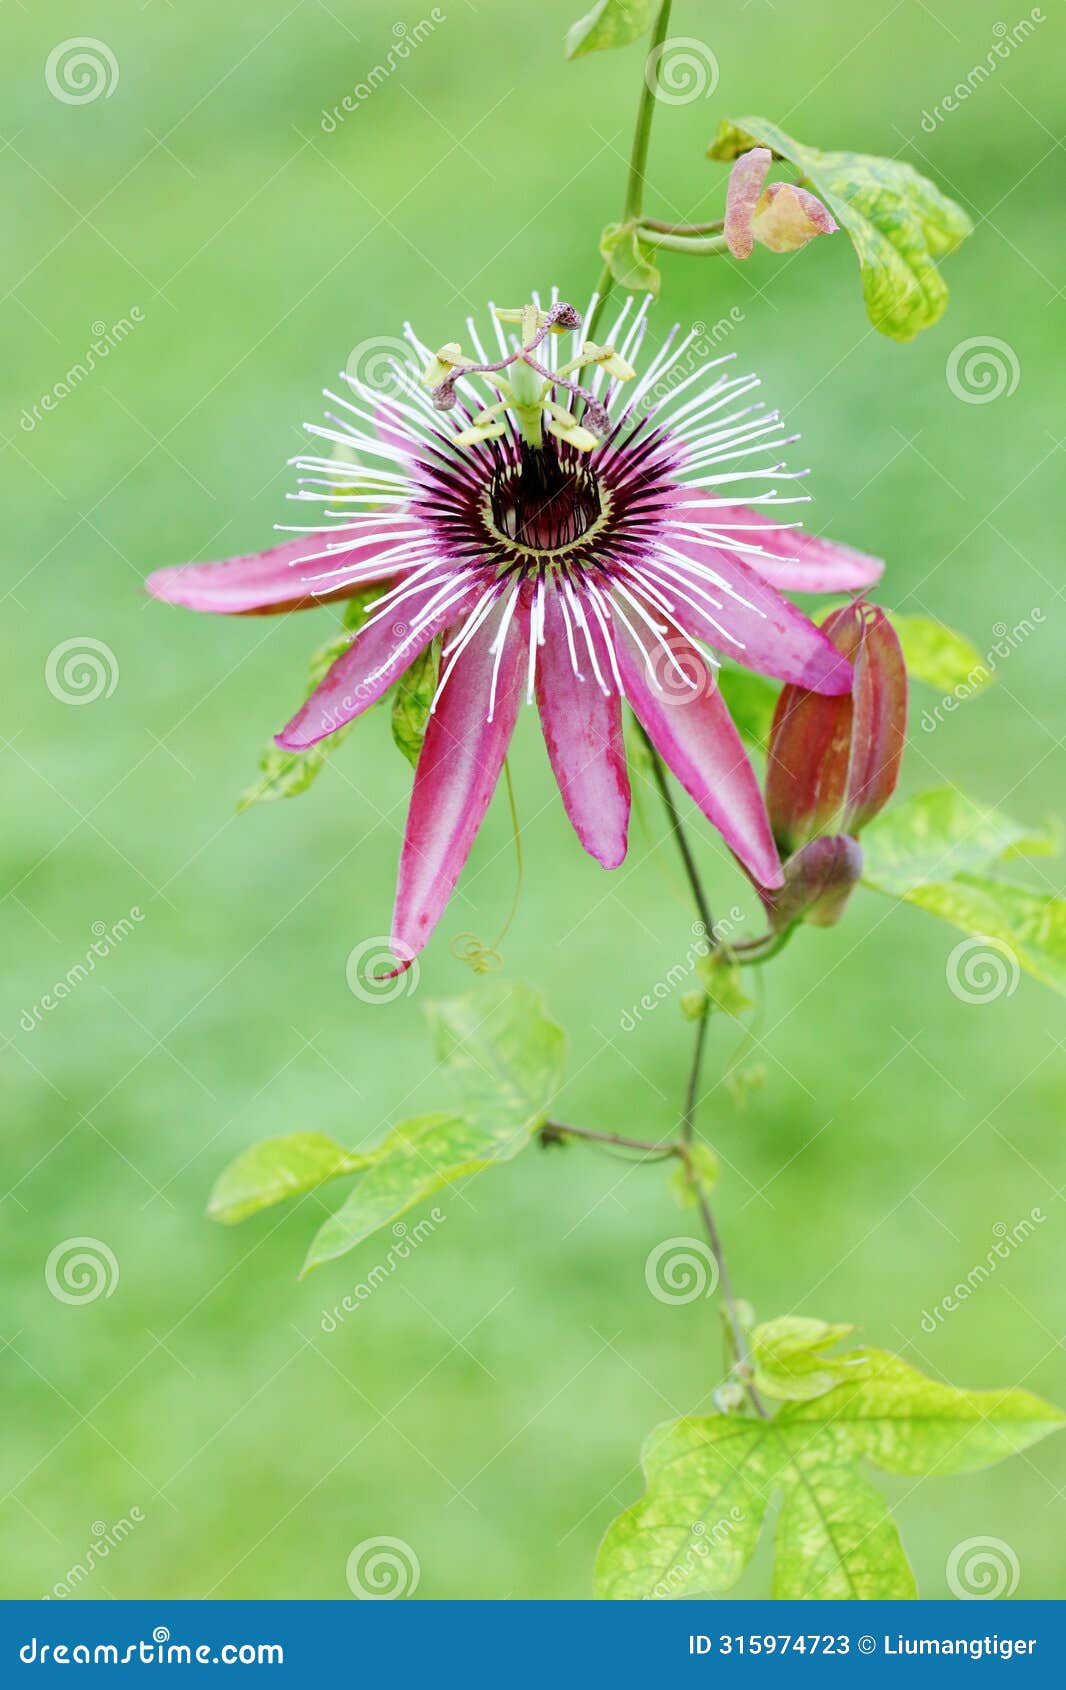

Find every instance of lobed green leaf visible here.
[426,979,567,1144]
[596,1345,1062,1599]
[906,874,1066,994]
[861,788,1052,896]
[860,790,1063,991]
[783,1349,1065,1476]
[303,984,564,1270]
[709,117,972,340]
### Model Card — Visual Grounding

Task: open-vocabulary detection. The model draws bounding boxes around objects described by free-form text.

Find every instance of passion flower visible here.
[148,295,882,968]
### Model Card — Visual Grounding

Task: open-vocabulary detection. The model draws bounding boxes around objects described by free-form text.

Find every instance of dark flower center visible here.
[488,443,603,553]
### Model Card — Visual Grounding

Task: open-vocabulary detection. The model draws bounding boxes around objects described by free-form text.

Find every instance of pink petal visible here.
[724,147,772,260]
[674,497,883,593]
[535,591,629,870]
[613,621,783,890]
[390,604,526,963]
[276,579,481,750]
[145,525,416,616]
[661,532,853,695]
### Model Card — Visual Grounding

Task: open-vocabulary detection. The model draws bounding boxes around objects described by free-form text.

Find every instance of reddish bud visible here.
[765,835,863,931]
[766,603,907,854]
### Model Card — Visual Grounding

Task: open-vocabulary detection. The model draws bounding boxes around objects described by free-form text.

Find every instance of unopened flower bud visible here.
[765,835,863,931]
[725,147,837,260]
[750,181,838,253]
[713,1382,747,1415]
[766,603,907,854]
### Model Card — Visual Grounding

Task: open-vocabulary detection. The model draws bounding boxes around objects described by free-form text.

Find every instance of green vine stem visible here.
[585,0,674,342]
[638,229,731,256]
[640,217,724,236]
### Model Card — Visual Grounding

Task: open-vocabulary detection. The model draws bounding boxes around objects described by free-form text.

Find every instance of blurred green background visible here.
[3,0,1063,1601]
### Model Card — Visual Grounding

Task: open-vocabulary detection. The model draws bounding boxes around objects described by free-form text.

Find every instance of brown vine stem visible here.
[638,730,770,1417]
[542,1121,678,1158]
[675,1012,770,1418]
[636,722,717,940]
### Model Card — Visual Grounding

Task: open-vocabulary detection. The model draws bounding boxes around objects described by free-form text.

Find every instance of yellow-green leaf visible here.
[302,981,567,1272]
[715,667,779,749]
[599,222,661,297]
[861,789,1053,895]
[302,1112,499,1272]
[597,1349,1062,1599]
[237,587,381,811]
[208,1132,372,1225]
[887,611,990,695]
[566,0,653,59]
[709,117,972,340]
[752,1316,858,1403]
[695,950,753,1019]
[909,874,1066,995]
[391,640,438,768]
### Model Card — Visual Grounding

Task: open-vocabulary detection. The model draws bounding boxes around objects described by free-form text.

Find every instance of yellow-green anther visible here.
[546,417,598,452]
[453,417,508,445]
[582,341,637,380]
[470,399,511,427]
[421,342,469,386]
[544,399,578,426]
[494,304,551,333]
